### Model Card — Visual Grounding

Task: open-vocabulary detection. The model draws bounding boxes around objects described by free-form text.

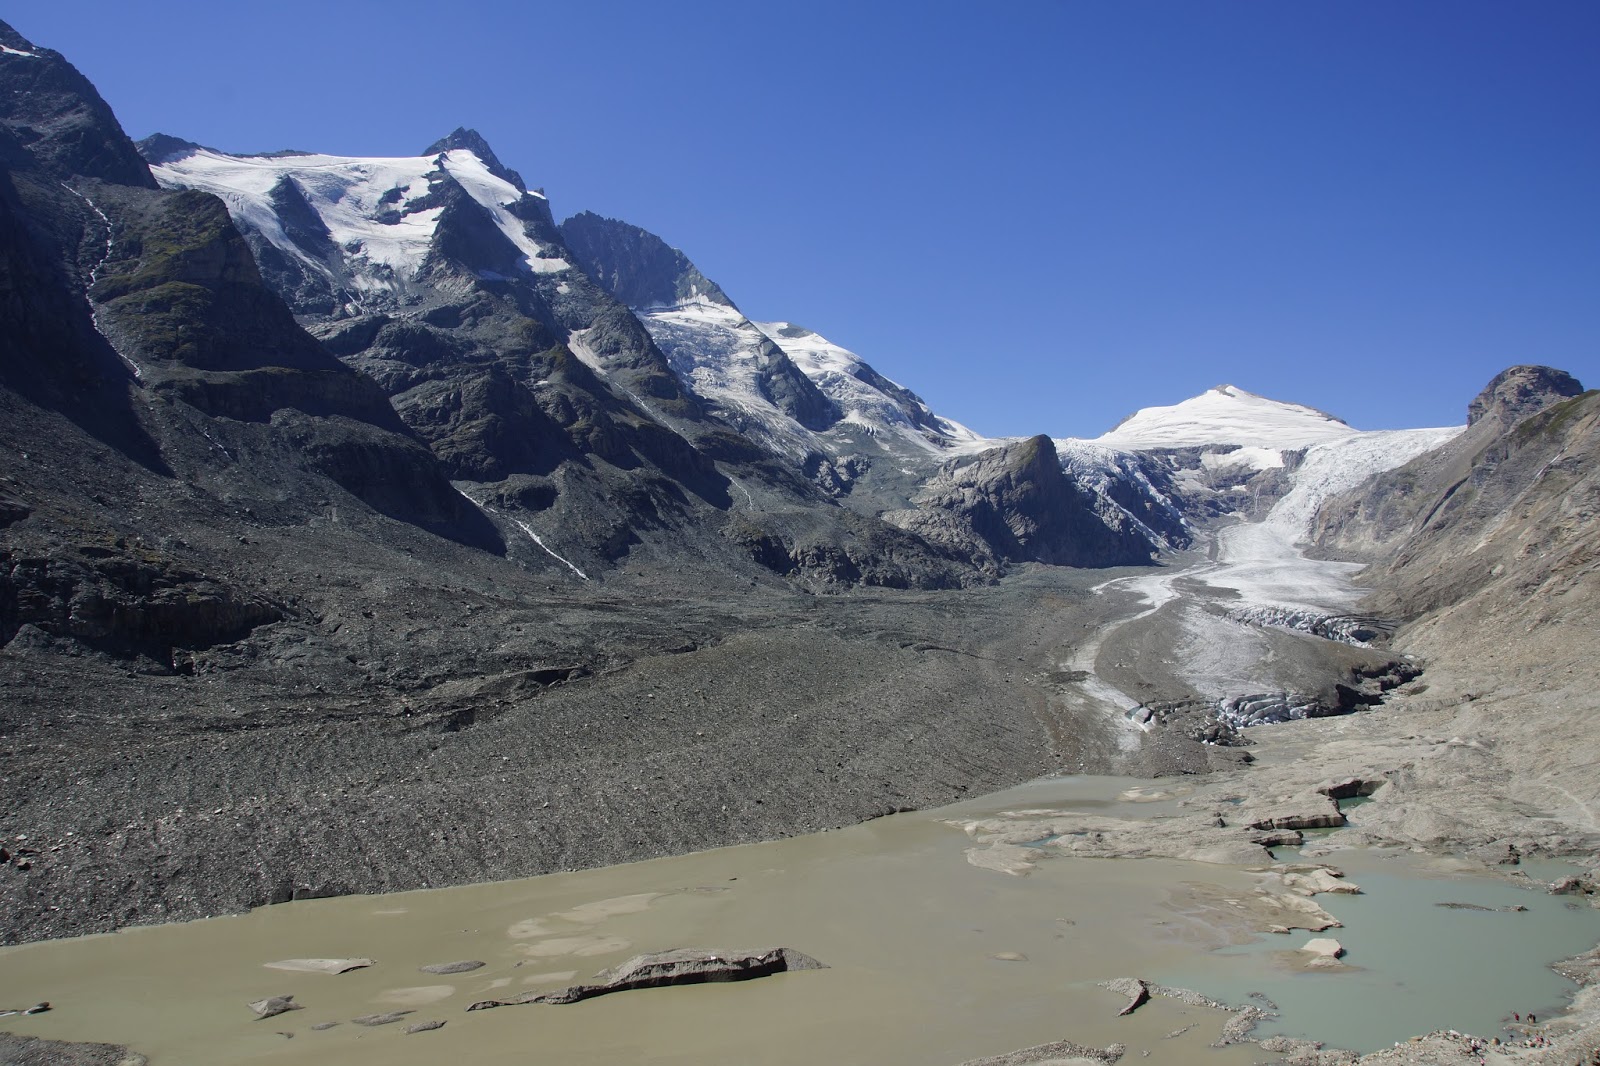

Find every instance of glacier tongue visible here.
[1201,424,1462,613]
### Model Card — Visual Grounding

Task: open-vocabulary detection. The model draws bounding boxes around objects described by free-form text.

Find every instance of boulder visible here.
[1315,776,1378,801]
[1101,977,1149,1016]
[404,1020,446,1034]
[1550,875,1597,896]
[1281,867,1361,896]
[418,960,484,975]
[467,947,826,1010]
[1465,839,1522,866]
[248,996,302,1020]
[1249,829,1304,848]
[1256,892,1342,932]
[1300,938,1344,958]
[1246,795,1345,831]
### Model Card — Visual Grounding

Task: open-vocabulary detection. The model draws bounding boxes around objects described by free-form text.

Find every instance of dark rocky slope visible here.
[888,436,1157,572]
[1335,379,1597,625]
[0,23,155,189]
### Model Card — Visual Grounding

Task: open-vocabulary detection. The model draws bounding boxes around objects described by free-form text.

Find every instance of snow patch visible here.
[564,327,607,376]
[1199,446,1283,472]
[754,320,992,456]
[513,521,589,581]
[643,302,784,429]
[152,148,445,290]
[1,45,40,58]
[440,151,568,273]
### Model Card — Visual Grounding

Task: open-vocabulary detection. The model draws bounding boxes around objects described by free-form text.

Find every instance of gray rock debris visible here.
[419,960,484,975]
[404,1020,446,1034]
[467,947,826,1010]
[957,1039,1126,1065]
[247,996,302,1020]
[1101,977,1150,1016]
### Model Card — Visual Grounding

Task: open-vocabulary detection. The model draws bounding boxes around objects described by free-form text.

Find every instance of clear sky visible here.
[14,2,1598,438]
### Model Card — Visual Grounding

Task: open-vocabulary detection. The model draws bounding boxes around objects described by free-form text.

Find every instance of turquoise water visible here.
[1158,846,1600,1052]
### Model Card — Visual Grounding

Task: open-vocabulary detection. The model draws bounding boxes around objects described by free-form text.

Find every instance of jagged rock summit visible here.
[423,126,528,192]
[1465,364,1583,428]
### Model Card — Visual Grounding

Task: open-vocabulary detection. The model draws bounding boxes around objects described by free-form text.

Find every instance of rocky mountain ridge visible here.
[144,132,1171,585]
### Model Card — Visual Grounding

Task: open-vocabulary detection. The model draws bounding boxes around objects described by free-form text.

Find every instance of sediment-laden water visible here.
[2,774,1593,1065]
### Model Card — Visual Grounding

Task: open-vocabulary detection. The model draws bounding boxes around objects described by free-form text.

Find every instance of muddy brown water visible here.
[0,774,1593,1065]
[0,776,1264,1066]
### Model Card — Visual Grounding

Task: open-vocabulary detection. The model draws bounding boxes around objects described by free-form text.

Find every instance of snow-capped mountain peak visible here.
[1097,383,1354,451]
[146,138,567,313]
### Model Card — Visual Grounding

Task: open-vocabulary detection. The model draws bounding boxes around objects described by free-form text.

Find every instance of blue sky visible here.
[15,2,1598,437]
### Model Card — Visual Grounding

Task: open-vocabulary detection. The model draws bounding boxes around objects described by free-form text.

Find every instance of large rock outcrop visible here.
[887,436,1156,570]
